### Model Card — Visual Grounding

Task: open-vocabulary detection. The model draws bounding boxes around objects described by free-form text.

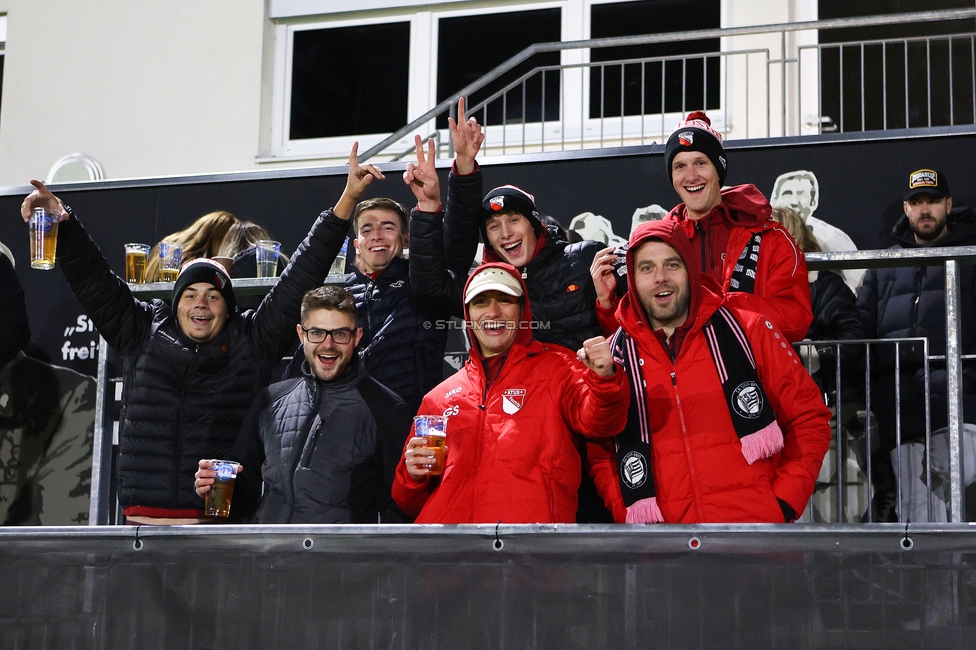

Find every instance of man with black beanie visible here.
[593,110,812,344]
[21,178,340,524]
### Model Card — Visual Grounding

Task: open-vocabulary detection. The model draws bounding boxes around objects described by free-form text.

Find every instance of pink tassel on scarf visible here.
[626,497,664,524]
[739,421,784,465]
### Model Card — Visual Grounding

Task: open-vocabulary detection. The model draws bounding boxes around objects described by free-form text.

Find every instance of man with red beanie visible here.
[587,220,830,523]
[392,264,629,524]
[593,111,812,343]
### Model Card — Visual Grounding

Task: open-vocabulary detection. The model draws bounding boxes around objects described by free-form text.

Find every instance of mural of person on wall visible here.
[568,212,628,247]
[770,170,865,292]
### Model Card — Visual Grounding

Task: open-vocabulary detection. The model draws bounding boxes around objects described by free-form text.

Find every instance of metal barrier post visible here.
[89,337,114,525]
[945,259,964,522]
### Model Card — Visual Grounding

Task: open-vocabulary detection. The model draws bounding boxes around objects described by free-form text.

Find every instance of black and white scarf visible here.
[610,306,784,523]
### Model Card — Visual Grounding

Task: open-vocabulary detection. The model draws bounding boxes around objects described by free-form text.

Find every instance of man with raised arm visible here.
[587,219,830,523]
[281,99,483,415]
[19,165,351,523]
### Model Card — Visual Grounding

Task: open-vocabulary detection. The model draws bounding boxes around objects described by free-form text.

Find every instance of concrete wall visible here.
[0,0,269,184]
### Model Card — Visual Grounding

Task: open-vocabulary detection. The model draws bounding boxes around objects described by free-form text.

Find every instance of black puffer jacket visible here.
[230,357,412,523]
[0,253,30,369]
[856,206,976,444]
[483,226,602,351]
[806,269,866,400]
[57,211,338,513]
[283,170,481,414]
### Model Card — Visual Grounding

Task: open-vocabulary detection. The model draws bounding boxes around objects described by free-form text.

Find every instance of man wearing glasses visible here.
[195,285,413,523]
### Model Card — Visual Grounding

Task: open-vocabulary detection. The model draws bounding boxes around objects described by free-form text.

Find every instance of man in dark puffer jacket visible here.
[195,286,412,523]
[21,179,339,523]
[857,168,976,522]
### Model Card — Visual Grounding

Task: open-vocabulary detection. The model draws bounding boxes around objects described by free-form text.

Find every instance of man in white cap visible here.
[392,263,629,524]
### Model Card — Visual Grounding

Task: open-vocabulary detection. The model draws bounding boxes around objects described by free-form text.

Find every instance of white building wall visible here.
[0,0,269,185]
[0,0,838,183]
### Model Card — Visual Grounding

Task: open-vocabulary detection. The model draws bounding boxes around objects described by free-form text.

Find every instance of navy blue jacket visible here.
[856,206,976,444]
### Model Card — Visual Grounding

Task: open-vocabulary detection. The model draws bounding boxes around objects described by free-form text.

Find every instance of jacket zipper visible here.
[175,346,198,508]
[695,221,707,274]
[670,366,704,520]
[911,266,924,336]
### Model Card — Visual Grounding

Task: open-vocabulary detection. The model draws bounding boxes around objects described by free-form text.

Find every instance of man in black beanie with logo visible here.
[21,179,341,524]
[591,110,812,344]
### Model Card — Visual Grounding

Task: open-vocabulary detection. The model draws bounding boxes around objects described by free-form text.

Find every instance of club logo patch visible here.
[620,451,648,489]
[909,169,938,189]
[489,196,506,211]
[678,131,694,147]
[732,381,763,419]
[502,388,526,414]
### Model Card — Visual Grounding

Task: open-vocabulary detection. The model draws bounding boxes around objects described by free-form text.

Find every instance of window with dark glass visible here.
[589,0,721,119]
[289,22,410,139]
[818,0,975,131]
[436,9,561,128]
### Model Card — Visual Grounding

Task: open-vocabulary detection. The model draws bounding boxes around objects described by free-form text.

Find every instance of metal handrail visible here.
[359,8,976,162]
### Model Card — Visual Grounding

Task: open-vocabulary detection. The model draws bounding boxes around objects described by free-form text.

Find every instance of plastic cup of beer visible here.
[204,459,240,518]
[413,415,448,476]
[29,207,60,270]
[124,243,150,284]
[255,240,280,278]
[329,239,348,276]
[157,241,183,282]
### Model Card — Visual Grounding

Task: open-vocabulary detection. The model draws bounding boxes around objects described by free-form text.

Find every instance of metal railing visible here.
[804,245,976,523]
[362,9,976,162]
[86,247,976,526]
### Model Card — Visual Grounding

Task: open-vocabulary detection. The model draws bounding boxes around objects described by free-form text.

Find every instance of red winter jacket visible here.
[392,263,629,524]
[588,221,830,523]
[667,184,813,343]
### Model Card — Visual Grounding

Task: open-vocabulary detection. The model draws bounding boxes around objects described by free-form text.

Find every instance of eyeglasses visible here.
[300,325,356,344]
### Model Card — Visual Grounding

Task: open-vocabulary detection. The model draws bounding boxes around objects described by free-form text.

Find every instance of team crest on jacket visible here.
[732,381,763,419]
[620,451,647,489]
[502,388,526,414]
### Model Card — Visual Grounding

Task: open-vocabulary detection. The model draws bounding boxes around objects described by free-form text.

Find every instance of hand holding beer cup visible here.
[194,458,242,517]
[20,180,69,224]
[21,180,69,270]
[405,415,448,480]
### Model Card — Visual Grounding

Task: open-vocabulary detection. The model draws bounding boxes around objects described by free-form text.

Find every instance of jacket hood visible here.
[891,204,976,248]
[617,220,723,344]
[463,262,535,361]
[669,183,771,228]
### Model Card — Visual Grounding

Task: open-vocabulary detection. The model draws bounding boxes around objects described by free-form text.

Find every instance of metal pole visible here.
[89,337,114,525]
[945,259,964,522]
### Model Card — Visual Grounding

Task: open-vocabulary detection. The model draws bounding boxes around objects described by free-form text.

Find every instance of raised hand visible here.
[402,135,441,212]
[20,180,68,222]
[577,336,617,377]
[590,246,620,309]
[334,141,387,221]
[448,97,484,175]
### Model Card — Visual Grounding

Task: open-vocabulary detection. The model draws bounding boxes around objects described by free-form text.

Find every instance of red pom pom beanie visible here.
[664,110,728,186]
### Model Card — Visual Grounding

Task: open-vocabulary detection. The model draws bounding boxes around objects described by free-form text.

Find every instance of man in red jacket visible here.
[392,263,629,524]
[588,220,830,523]
[592,111,812,343]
